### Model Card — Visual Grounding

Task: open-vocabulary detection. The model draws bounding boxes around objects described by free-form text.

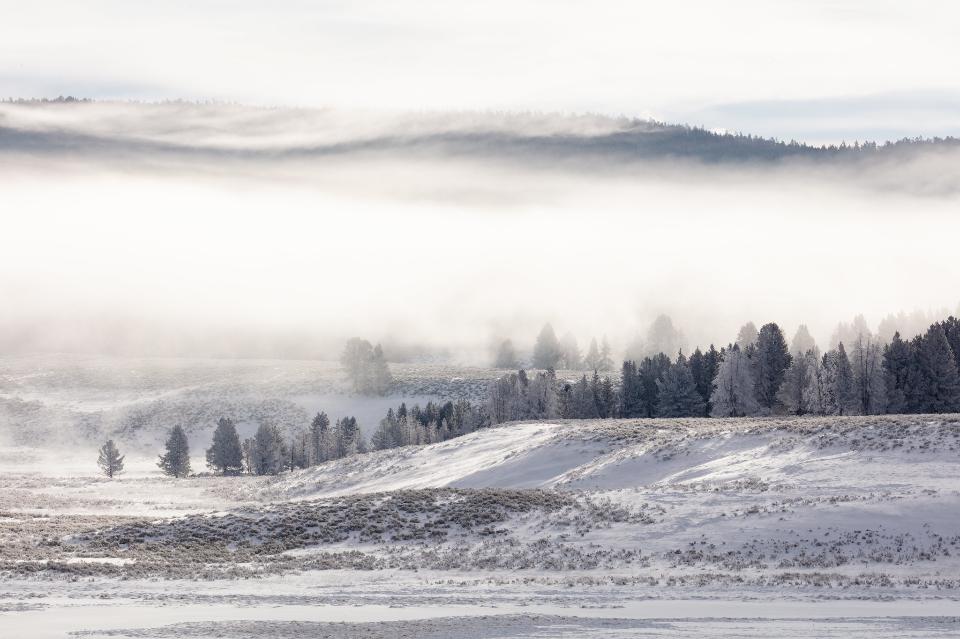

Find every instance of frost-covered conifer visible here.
[309,412,333,464]
[914,324,960,412]
[822,343,856,415]
[493,338,519,368]
[656,354,705,417]
[158,425,191,478]
[753,323,792,411]
[251,423,287,475]
[205,417,243,475]
[97,439,124,478]
[710,346,759,417]
[532,323,562,370]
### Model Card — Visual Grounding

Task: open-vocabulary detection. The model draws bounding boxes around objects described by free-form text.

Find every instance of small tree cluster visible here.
[488,369,560,424]
[558,371,616,419]
[340,337,393,395]
[371,400,490,450]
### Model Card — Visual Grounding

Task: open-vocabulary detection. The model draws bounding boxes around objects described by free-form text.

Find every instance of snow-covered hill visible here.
[4,415,960,637]
[271,415,960,497]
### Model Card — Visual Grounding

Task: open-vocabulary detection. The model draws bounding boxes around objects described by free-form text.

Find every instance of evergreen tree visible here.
[97,439,124,478]
[526,370,560,418]
[371,411,397,450]
[205,417,243,475]
[882,332,912,414]
[590,370,615,418]
[251,423,287,475]
[656,354,705,417]
[689,347,719,416]
[735,322,758,349]
[288,429,310,470]
[939,317,960,375]
[494,338,519,368]
[340,337,373,390]
[790,324,817,357]
[645,315,683,359]
[753,323,792,411]
[340,338,392,395]
[638,353,671,417]
[598,336,615,371]
[336,416,363,457]
[532,323,562,369]
[368,344,393,394]
[914,324,960,412]
[710,345,759,417]
[777,349,814,415]
[584,338,602,371]
[822,344,856,415]
[702,345,721,416]
[619,360,643,417]
[309,412,332,464]
[158,425,192,478]
[802,350,828,415]
[558,332,582,369]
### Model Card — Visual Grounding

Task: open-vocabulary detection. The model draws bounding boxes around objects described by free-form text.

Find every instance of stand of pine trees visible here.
[146,316,960,479]
[371,400,490,450]
[486,317,960,423]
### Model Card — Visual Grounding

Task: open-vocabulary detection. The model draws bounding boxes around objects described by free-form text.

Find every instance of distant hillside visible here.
[2,98,958,166]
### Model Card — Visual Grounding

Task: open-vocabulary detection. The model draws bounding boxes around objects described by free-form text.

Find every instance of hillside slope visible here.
[271,415,960,498]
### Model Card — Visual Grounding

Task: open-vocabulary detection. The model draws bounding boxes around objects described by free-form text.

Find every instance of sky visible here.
[2,3,959,362]
[2,0,960,143]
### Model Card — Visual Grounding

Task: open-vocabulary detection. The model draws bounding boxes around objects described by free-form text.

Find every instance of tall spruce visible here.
[753,323,792,411]
[710,345,759,417]
[308,412,332,463]
[735,322,759,349]
[158,425,192,478]
[584,338,603,371]
[205,417,243,475]
[97,439,124,478]
[251,423,287,476]
[619,360,643,417]
[789,324,817,357]
[777,349,814,415]
[493,338,519,368]
[937,317,960,375]
[822,344,856,415]
[558,332,582,369]
[914,324,960,412]
[638,353,671,417]
[532,323,562,370]
[598,336,615,371]
[656,353,705,417]
[882,332,913,414]
[689,346,719,416]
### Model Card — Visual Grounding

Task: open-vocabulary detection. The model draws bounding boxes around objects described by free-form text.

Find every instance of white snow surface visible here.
[4,412,960,637]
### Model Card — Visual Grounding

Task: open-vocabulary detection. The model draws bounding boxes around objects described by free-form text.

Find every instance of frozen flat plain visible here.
[2,359,960,637]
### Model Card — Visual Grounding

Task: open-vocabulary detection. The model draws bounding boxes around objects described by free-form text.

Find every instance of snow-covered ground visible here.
[2,360,960,637]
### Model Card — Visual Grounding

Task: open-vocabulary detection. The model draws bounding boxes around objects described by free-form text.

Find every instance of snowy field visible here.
[2,359,960,636]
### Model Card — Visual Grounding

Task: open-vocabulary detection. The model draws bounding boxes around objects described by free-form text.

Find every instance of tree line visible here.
[96,315,960,478]
[488,317,960,422]
[96,411,369,479]
[369,400,490,450]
